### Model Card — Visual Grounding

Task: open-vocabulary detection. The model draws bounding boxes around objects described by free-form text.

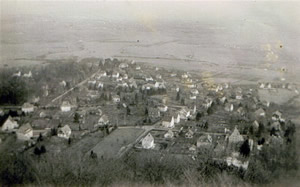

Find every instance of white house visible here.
[190,89,199,95]
[164,130,174,138]
[22,103,34,114]
[60,80,67,87]
[23,71,32,78]
[99,71,107,77]
[162,116,175,128]
[185,129,194,139]
[97,115,109,126]
[1,116,19,131]
[179,107,191,120]
[259,83,265,89]
[57,125,72,139]
[182,73,189,79]
[13,71,21,77]
[16,123,33,141]
[145,76,153,82]
[154,82,166,89]
[235,92,243,100]
[142,133,155,149]
[61,101,72,112]
[204,98,213,109]
[136,66,141,70]
[112,95,121,103]
[158,104,168,112]
[97,82,104,89]
[228,126,244,144]
[190,95,197,100]
[224,103,234,112]
[112,71,120,78]
[174,113,181,124]
[119,62,128,69]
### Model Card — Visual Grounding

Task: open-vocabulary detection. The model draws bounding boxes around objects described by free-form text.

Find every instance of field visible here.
[89,128,144,159]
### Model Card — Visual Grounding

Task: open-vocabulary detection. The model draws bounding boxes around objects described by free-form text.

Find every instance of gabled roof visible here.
[17,123,32,134]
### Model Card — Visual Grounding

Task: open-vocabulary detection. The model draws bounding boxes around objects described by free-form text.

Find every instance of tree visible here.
[74,113,80,123]
[240,139,250,157]
[0,76,30,105]
[196,112,201,121]
[126,107,131,115]
[40,145,46,154]
[34,147,41,156]
[68,138,72,145]
[181,98,185,105]
[145,108,148,115]
[176,92,180,101]
[37,133,43,142]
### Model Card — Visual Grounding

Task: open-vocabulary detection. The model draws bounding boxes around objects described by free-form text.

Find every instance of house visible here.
[219,96,227,104]
[112,95,121,103]
[190,95,197,100]
[204,98,213,109]
[185,129,194,138]
[266,83,272,89]
[158,104,168,112]
[136,66,141,70]
[170,73,177,77]
[60,80,67,87]
[97,82,104,89]
[216,85,223,92]
[228,126,244,144]
[179,107,191,120]
[1,116,19,131]
[0,109,4,117]
[197,134,212,147]
[142,83,155,90]
[112,71,120,78]
[189,145,197,152]
[145,76,153,82]
[142,133,155,149]
[252,120,260,131]
[154,82,166,89]
[16,123,33,141]
[117,82,128,88]
[182,73,189,79]
[190,89,199,95]
[164,130,174,138]
[61,101,72,112]
[237,107,245,116]
[99,71,107,77]
[57,125,72,139]
[97,115,109,126]
[123,74,128,79]
[156,74,162,79]
[186,84,196,88]
[119,62,128,69]
[235,92,243,100]
[23,71,32,78]
[254,108,265,117]
[272,111,284,122]
[116,77,123,82]
[162,116,175,128]
[224,103,234,112]
[13,71,21,77]
[271,121,281,131]
[226,156,249,170]
[22,103,34,114]
[173,113,181,124]
[259,82,265,89]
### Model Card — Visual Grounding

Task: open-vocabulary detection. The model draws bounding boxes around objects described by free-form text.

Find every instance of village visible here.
[0,58,298,173]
